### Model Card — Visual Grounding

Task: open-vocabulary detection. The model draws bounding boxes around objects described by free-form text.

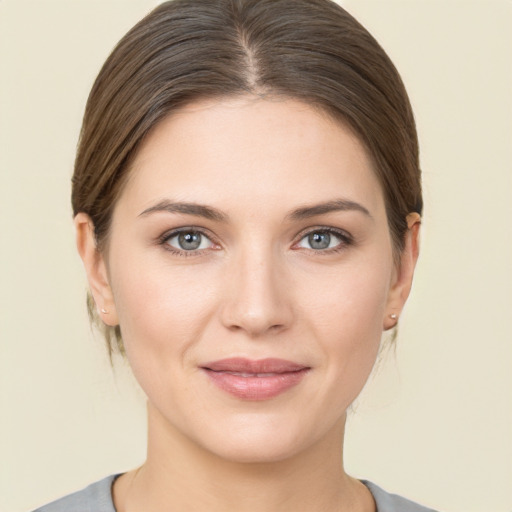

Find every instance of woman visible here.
[34,0,436,510]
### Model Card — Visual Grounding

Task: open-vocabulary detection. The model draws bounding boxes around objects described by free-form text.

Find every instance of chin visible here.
[205,435,307,465]
[191,411,336,465]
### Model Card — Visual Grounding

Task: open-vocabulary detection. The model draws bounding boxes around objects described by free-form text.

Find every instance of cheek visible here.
[109,254,219,368]
[301,256,391,339]
[299,256,392,396]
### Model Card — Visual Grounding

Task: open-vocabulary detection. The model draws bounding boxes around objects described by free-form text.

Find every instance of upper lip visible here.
[201,358,309,374]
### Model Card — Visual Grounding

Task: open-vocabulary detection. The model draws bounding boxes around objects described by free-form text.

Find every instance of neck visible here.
[114,402,374,512]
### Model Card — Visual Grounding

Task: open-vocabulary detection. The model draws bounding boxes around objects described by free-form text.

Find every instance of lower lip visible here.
[203,368,309,400]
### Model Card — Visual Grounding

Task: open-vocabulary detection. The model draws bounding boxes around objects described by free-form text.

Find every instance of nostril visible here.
[219,266,294,335]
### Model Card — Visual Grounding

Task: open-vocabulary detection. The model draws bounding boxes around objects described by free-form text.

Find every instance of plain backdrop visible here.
[1,1,511,511]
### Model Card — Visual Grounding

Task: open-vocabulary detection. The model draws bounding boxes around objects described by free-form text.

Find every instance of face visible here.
[80,96,417,463]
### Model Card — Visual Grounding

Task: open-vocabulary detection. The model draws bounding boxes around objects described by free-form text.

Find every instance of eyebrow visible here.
[138,198,372,223]
[287,199,372,221]
[138,200,228,222]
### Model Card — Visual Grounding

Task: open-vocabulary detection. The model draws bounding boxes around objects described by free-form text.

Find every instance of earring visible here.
[389,313,398,320]
[101,308,108,314]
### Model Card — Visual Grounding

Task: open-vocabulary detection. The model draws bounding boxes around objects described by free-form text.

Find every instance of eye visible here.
[296,229,350,251]
[164,230,214,251]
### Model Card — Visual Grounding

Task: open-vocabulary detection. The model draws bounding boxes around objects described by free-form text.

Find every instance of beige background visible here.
[1,1,511,511]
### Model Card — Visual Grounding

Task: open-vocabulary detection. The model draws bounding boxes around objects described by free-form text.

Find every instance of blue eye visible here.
[165,231,213,251]
[297,230,347,250]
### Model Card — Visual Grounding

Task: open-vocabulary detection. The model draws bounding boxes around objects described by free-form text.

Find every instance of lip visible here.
[201,358,310,401]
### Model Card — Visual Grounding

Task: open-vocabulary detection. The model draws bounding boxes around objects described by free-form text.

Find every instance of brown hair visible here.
[72,0,422,355]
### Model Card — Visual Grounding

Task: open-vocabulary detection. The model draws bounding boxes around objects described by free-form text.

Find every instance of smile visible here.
[201,358,310,401]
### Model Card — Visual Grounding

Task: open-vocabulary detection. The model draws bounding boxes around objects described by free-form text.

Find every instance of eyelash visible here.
[158,226,354,257]
[292,227,354,254]
[158,227,219,257]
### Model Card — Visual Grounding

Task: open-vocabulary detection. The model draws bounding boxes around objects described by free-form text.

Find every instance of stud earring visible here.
[389,313,398,320]
[101,308,108,314]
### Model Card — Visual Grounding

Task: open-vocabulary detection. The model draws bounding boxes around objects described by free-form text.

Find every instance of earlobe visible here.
[383,213,421,331]
[74,213,119,326]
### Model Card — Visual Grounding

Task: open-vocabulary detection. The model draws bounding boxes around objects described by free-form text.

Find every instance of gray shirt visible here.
[33,474,439,512]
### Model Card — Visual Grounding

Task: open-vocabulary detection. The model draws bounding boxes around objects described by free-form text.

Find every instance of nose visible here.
[220,248,293,337]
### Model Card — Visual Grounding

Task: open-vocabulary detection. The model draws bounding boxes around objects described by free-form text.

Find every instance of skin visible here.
[76,96,420,512]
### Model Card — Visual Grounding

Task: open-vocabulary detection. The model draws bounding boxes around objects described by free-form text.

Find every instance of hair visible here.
[72,0,422,356]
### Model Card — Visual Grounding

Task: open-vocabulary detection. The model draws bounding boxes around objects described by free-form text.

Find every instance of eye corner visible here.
[293,227,354,253]
[158,227,220,256]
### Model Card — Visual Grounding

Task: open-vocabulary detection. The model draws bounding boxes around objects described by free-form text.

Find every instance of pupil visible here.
[178,232,201,250]
[309,232,330,249]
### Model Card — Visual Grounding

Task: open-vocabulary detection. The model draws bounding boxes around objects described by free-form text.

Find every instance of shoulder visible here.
[31,475,438,512]
[362,480,439,512]
[31,474,119,512]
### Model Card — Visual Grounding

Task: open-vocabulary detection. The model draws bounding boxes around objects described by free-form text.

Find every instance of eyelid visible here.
[158,226,221,255]
[292,226,354,251]
[156,225,353,255]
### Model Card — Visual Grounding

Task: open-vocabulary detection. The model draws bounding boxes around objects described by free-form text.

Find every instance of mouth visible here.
[200,358,311,401]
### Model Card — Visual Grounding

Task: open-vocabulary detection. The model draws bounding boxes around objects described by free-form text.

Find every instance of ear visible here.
[74,213,119,326]
[383,213,421,330]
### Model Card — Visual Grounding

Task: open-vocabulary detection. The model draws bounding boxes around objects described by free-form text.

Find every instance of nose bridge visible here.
[221,240,292,336]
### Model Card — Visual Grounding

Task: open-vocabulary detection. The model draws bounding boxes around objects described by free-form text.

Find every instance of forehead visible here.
[119,96,386,219]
